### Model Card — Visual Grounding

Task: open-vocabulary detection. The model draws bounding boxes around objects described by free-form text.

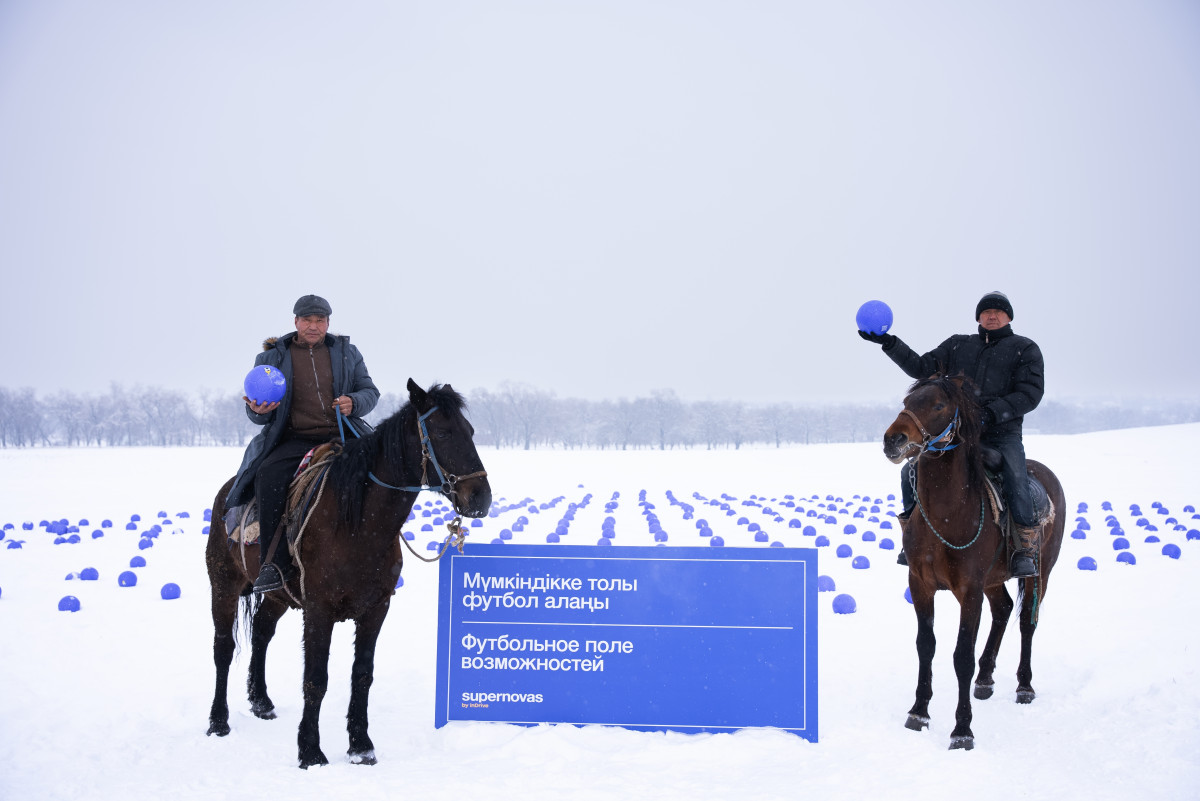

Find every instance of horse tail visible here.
[231,590,261,656]
[1014,575,1042,627]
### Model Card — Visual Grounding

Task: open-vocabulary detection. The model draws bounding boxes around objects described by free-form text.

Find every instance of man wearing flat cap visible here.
[859,291,1045,578]
[226,294,380,593]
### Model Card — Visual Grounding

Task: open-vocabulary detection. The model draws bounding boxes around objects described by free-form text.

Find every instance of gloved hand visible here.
[980,407,996,430]
[858,330,896,348]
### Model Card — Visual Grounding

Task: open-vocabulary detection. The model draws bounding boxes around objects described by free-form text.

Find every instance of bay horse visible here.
[883,375,1065,750]
[205,379,491,768]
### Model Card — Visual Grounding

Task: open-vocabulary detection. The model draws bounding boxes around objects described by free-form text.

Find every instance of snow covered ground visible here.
[1,425,1198,801]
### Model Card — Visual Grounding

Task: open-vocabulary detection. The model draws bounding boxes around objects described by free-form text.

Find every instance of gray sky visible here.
[2,1,1198,406]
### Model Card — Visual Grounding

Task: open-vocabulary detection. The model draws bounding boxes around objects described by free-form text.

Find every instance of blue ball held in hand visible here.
[244,365,287,404]
[856,300,893,335]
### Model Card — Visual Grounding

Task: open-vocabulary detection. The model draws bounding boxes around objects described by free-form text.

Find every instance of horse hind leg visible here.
[974,584,1014,701]
[247,595,289,719]
[207,586,239,736]
[1014,575,1047,704]
[206,513,242,737]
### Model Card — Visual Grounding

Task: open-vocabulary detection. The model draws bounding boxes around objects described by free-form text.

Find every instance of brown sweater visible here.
[288,339,338,440]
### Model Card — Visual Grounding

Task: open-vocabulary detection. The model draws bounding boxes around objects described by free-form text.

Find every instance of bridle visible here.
[337,406,488,506]
[898,406,960,457]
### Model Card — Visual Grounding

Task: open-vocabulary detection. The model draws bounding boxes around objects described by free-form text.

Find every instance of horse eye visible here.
[436,429,451,440]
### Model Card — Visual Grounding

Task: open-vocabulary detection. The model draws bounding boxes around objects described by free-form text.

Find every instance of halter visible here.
[899,407,960,455]
[336,406,488,504]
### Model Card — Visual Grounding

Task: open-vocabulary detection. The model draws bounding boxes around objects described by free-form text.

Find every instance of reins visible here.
[334,405,487,561]
[336,407,487,499]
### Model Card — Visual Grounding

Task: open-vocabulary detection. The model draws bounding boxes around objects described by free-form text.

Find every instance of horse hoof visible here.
[250,699,276,720]
[905,714,930,731]
[206,721,230,737]
[974,682,994,701]
[349,750,377,766]
[949,735,975,751]
[1016,689,1036,704]
[299,752,329,770]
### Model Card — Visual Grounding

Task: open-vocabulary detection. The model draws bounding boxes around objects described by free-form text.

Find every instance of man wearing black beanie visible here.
[859,291,1044,578]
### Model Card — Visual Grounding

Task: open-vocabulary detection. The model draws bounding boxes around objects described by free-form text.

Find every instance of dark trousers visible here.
[899,432,1035,527]
[986,431,1035,526]
[254,435,325,567]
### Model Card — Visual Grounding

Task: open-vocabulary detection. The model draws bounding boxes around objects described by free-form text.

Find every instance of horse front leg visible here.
[906,580,936,731]
[297,610,335,769]
[974,584,1014,701]
[247,596,288,719]
[949,588,985,750]
[347,599,391,765]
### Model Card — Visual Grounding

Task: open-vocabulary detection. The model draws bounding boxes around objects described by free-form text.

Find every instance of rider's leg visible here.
[896,460,915,566]
[989,433,1038,578]
[252,436,321,592]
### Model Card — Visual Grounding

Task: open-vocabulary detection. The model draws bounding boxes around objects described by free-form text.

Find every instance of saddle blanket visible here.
[984,472,1053,528]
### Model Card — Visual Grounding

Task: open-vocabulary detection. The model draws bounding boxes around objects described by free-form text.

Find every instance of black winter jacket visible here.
[883,324,1044,435]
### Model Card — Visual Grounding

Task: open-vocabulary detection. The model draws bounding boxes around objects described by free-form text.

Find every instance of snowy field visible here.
[1,425,1198,801]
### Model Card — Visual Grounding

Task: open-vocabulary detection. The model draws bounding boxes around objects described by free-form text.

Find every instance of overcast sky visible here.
[2,1,1198,407]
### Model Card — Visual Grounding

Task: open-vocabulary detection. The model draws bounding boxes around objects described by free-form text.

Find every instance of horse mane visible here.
[326,384,468,531]
[908,374,986,488]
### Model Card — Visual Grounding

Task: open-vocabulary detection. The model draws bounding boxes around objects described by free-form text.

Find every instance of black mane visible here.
[327,384,468,530]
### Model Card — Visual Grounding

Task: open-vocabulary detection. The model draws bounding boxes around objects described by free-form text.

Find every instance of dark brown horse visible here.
[883,375,1065,750]
[205,379,491,768]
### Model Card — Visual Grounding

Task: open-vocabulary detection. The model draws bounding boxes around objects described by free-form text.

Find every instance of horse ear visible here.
[407,378,428,407]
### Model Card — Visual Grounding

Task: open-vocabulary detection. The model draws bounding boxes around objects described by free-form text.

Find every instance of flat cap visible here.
[293,294,332,317]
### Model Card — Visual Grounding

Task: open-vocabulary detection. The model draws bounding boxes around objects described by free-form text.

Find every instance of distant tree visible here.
[691,401,727,450]
[648,389,684,450]
[500,382,555,450]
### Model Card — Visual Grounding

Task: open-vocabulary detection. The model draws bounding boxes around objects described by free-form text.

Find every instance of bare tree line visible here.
[0,383,1197,449]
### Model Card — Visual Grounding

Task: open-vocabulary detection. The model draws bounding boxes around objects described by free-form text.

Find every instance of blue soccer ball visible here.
[244,365,287,404]
[856,300,893,335]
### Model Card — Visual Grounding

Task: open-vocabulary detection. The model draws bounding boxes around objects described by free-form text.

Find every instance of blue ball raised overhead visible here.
[855,300,893,335]
[244,365,287,404]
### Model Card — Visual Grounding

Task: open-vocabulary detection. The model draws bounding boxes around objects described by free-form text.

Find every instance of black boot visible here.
[896,508,912,566]
[1009,549,1037,579]
[1009,524,1040,579]
[253,561,295,594]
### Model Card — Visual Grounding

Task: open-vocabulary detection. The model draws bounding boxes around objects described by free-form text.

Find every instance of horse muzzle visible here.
[452,474,492,518]
[883,432,914,464]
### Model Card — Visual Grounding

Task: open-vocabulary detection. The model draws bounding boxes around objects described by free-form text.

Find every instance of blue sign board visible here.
[434,544,818,740]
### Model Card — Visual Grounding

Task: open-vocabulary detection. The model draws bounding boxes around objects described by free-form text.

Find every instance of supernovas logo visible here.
[462,691,544,704]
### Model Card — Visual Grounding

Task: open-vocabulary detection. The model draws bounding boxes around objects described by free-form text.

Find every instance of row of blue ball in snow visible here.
[58,583,181,611]
[7,510,195,532]
[1075,542,1185,570]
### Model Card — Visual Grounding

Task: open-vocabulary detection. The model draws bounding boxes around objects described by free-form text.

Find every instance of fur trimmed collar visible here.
[262,332,340,351]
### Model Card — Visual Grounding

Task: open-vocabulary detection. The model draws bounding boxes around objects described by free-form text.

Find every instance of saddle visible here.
[980,446,1054,549]
[227,442,341,546]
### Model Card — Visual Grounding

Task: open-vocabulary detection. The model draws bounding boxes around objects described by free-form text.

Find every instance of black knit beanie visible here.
[976,291,1013,321]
